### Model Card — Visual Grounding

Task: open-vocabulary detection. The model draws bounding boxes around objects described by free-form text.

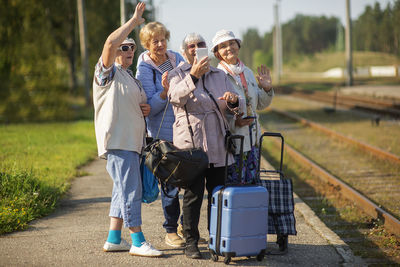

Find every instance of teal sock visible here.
[131,231,146,247]
[106,230,121,244]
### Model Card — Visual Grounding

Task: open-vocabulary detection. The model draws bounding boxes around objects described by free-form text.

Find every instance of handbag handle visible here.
[154,99,196,149]
[224,134,244,183]
[155,99,169,139]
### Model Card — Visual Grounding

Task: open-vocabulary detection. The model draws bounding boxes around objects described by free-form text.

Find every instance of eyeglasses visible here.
[119,45,135,52]
[187,42,206,50]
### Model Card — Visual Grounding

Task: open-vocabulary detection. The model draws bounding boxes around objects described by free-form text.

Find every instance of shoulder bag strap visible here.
[183,105,196,148]
[155,99,169,139]
[201,76,229,131]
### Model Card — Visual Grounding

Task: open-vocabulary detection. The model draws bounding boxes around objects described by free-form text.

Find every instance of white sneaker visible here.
[103,239,131,252]
[129,242,163,257]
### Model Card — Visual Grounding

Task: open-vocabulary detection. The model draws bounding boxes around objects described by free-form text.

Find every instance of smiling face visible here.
[115,44,135,69]
[184,40,207,65]
[216,39,240,65]
[148,32,167,61]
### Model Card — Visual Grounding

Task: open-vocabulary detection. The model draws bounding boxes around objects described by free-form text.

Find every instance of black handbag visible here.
[144,139,208,188]
[144,102,209,192]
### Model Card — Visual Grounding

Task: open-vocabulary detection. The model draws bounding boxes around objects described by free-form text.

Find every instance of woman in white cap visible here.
[92,2,162,257]
[165,32,243,259]
[211,29,274,184]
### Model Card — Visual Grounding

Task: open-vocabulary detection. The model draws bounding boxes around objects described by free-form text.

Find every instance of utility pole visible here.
[273,1,282,84]
[77,0,90,106]
[345,0,353,86]
[120,0,126,25]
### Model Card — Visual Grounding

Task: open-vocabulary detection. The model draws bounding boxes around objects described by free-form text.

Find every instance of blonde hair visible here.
[139,22,170,50]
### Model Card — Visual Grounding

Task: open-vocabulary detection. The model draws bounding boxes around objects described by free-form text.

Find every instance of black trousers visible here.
[182,165,226,246]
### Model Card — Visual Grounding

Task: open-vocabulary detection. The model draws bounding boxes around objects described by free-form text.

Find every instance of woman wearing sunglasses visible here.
[135,22,188,249]
[93,2,162,257]
[211,30,274,185]
[165,33,244,259]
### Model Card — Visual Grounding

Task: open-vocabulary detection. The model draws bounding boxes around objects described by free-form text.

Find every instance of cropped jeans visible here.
[106,149,142,228]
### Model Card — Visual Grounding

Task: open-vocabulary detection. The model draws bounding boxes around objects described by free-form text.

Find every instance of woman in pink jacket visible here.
[165,33,243,259]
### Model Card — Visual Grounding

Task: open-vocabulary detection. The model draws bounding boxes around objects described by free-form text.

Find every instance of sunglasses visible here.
[119,45,135,52]
[187,42,206,49]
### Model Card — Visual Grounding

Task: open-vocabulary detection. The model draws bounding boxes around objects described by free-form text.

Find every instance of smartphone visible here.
[242,116,256,120]
[196,47,208,61]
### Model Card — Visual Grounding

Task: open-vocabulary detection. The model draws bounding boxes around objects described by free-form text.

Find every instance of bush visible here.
[0,169,60,234]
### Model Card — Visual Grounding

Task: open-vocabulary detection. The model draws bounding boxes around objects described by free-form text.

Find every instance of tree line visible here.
[239,1,400,70]
[1,1,399,123]
[0,0,152,123]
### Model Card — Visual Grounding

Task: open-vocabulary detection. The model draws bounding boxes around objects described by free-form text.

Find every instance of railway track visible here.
[276,87,400,118]
[258,107,400,264]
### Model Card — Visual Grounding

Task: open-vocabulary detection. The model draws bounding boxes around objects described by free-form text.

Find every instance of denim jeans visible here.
[106,150,142,228]
[161,184,182,233]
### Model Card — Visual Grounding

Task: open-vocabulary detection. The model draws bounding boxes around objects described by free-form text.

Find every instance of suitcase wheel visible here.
[224,256,231,265]
[257,252,264,261]
[209,249,218,262]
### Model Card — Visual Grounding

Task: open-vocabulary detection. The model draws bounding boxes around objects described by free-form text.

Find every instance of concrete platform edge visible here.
[294,192,358,265]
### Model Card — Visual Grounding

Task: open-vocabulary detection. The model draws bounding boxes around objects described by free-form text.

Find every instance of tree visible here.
[239,28,262,68]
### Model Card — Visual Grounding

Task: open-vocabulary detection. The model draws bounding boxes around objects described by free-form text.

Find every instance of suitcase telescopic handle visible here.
[258,132,284,179]
[224,134,244,184]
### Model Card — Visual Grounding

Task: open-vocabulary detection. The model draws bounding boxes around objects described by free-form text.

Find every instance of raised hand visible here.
[256,65,272,92]
[133,2,146,25]
[190,56,210,79]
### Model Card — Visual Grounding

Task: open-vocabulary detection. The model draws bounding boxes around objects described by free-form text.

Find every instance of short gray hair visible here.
[180,33,206,54]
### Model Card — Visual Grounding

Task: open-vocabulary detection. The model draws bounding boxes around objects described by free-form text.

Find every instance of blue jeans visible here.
[161,183,182,233]
[106,150,142,228]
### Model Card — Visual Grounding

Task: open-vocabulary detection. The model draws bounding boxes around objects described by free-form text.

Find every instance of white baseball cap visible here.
[121,38,136,47]
[211,30,241,53]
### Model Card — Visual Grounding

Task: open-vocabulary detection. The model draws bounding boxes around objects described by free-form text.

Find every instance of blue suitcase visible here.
[209,135,268,264]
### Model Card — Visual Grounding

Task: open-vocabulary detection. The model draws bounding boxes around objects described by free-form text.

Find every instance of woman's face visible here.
[184,40,206,65]
[217,39,240,65]
[149,32,167,59]
[116,44,135,69]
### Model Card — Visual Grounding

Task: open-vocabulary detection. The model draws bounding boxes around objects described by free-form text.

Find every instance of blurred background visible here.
[0,0,399,123]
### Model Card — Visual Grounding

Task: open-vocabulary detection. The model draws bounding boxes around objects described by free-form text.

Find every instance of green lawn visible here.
[0,121,97,234]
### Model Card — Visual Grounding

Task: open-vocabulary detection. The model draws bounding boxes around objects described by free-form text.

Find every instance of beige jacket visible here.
[93,64,147,158]
[168,62,244,167]
[218,63,274,153]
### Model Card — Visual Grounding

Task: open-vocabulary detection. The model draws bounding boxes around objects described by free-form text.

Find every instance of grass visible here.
[0,121,97,234]
[284,51,400,73]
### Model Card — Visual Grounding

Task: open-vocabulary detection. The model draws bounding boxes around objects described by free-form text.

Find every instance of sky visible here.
[151,0,395,52]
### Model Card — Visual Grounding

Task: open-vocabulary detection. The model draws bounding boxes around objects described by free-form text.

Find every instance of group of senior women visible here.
[93,2,273,261]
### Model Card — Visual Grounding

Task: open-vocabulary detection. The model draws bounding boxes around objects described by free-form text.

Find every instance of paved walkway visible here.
[0,158,365,266]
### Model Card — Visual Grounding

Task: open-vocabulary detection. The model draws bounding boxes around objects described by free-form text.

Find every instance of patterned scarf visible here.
[220,60,253,116]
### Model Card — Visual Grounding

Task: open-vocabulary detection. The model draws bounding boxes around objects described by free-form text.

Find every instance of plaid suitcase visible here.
[257,132,297,254]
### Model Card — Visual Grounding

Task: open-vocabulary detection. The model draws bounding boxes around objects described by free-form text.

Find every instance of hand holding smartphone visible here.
[242,116,256,120]
[196,47,208,61]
